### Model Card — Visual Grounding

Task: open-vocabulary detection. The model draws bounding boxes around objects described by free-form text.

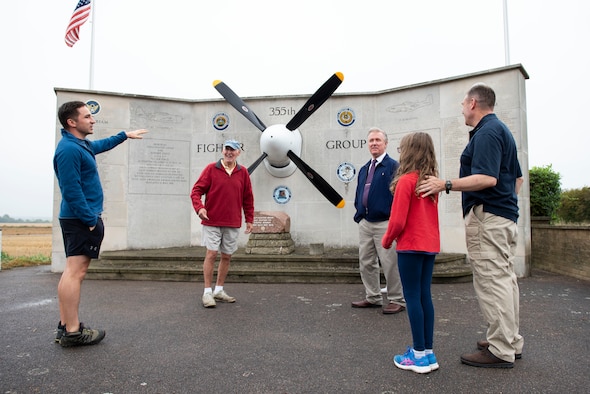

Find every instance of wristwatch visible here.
[445,180,452,194]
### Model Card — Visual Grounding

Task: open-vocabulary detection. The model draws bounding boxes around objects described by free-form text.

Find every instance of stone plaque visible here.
[129,139,190,195]
[252,211,291,234]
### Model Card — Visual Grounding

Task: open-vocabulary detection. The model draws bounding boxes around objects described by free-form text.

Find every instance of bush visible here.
[557,187,590,223]
[529,165,561,218]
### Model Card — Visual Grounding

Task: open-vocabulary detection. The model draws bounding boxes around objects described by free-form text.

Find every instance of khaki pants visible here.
[465,205,524,362]
[358,219,405,305]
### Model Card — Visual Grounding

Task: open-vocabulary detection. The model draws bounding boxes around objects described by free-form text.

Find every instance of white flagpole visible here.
[503,0,510,65]
[89,0,96,89]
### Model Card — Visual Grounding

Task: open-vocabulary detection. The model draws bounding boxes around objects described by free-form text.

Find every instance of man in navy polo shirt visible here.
[418,83,524,368]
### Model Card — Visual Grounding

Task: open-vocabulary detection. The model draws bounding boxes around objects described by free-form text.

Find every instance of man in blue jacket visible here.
[352,127,405,314]
[53,101,147,347]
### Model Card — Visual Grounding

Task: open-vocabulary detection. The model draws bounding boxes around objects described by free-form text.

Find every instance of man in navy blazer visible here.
[352,127,406,314]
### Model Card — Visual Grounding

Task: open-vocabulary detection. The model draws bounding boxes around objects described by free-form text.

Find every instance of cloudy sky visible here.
[1,0,588,219]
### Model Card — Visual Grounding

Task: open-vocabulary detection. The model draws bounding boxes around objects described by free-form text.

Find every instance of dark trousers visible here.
[397,252,436,351]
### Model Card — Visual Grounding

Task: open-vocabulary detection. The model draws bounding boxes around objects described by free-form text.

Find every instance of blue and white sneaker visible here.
[393,347,431,374]
[427,353,439,371]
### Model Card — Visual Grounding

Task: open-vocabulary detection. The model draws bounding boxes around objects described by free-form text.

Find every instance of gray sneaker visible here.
[202,292,216,308]
[55,321,65,343]
[213,289,236,303]
[59,323,105,347]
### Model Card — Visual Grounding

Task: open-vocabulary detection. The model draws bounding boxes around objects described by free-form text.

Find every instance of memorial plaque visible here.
[129,139,190,195]
[252,211,291,234]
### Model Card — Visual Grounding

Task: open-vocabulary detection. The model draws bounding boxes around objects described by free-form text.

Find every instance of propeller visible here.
[286,72,344,131]
[212,80,267,132]
[287,150,345,208]
[213,73,345,208]
[247,152,268,174]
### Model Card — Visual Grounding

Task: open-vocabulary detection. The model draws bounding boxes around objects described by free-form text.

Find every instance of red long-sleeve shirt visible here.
[382,171,440,253]
[191,160,254,228]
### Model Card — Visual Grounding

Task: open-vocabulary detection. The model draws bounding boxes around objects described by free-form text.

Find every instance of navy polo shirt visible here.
[460,114,522,222]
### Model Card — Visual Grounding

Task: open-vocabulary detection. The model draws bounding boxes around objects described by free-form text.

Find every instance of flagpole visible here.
[89,0,96,89]
[503,0,510,65]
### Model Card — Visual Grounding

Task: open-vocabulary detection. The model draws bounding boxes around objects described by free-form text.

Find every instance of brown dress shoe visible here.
[461,348,514,368]
[382,303,406,314]
[351,300,381,308]
[477,340,522,359]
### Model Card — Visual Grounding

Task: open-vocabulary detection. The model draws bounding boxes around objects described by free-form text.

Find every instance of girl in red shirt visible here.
[382,132,440,374]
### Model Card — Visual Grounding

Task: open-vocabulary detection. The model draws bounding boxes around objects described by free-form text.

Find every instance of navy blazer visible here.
[353,153,399,223]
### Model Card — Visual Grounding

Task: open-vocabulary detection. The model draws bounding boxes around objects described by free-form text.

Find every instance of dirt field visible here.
[0,224,52,257]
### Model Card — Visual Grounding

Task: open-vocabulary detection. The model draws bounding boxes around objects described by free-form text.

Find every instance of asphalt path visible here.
[1,265,588,393]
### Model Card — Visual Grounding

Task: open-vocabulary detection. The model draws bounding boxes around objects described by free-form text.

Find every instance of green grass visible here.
[0,251,51,270]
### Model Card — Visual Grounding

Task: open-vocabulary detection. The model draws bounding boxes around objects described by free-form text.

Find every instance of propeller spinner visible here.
[212,72,345,208]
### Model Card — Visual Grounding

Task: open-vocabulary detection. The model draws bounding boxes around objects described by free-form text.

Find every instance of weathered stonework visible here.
[52,65,531,277]
[246,212,295,254]
[531,223,590,282]
[251,211,291,234]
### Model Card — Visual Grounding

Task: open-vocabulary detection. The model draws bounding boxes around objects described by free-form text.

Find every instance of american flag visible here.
[64,0,92,47]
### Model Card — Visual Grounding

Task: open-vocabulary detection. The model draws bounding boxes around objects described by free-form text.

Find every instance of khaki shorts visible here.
[202,225,239,255]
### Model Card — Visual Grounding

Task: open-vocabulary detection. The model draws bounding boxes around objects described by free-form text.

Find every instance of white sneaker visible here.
[213,289,236,303]
[202,292,216,308]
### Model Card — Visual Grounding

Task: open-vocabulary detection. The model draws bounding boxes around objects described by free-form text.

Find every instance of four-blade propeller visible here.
[213,73,345,208]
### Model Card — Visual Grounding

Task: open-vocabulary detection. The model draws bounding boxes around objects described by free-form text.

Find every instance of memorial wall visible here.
[52,65,531,276]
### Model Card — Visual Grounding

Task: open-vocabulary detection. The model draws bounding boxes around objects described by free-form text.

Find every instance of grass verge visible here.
[1,252,51,270]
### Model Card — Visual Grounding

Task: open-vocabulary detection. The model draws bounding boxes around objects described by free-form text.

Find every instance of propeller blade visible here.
[286,72,344,131]
[247,152,268,175]
[286,150,345,208]
[213,80,267,132]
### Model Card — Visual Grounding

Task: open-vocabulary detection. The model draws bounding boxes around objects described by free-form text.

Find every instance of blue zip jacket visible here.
[53,129,128,227]
[354,153,399,223]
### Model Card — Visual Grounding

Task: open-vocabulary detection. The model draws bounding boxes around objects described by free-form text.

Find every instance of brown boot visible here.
[477,340,522,359]
[461,348,514,368]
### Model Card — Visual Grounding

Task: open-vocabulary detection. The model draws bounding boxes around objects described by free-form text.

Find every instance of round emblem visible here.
[212,112,229,131]
[337,162,356,183]
[273,186,292,204]
[86,100,100,115]
[337,107,355,127]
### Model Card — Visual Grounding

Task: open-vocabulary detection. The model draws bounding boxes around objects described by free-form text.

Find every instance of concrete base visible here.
[87,247,470,284]
[309,243,324,255]
[245,233,295,255]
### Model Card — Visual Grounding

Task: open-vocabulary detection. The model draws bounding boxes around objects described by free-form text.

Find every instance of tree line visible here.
[0,214,50,224]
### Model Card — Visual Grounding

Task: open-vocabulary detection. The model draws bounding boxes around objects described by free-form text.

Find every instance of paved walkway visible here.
[1,265,588,393]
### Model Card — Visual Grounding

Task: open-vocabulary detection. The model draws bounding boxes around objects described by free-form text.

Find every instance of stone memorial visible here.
[53,65,532,277]
[246,211,294,255]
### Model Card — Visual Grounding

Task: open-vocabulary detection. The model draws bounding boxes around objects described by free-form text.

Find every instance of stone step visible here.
[87,247,471,284]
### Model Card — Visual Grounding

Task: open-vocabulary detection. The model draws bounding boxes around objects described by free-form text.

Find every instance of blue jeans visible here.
[397,252,436,351]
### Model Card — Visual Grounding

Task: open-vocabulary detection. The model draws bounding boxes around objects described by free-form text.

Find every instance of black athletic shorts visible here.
[59,217,105,259]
